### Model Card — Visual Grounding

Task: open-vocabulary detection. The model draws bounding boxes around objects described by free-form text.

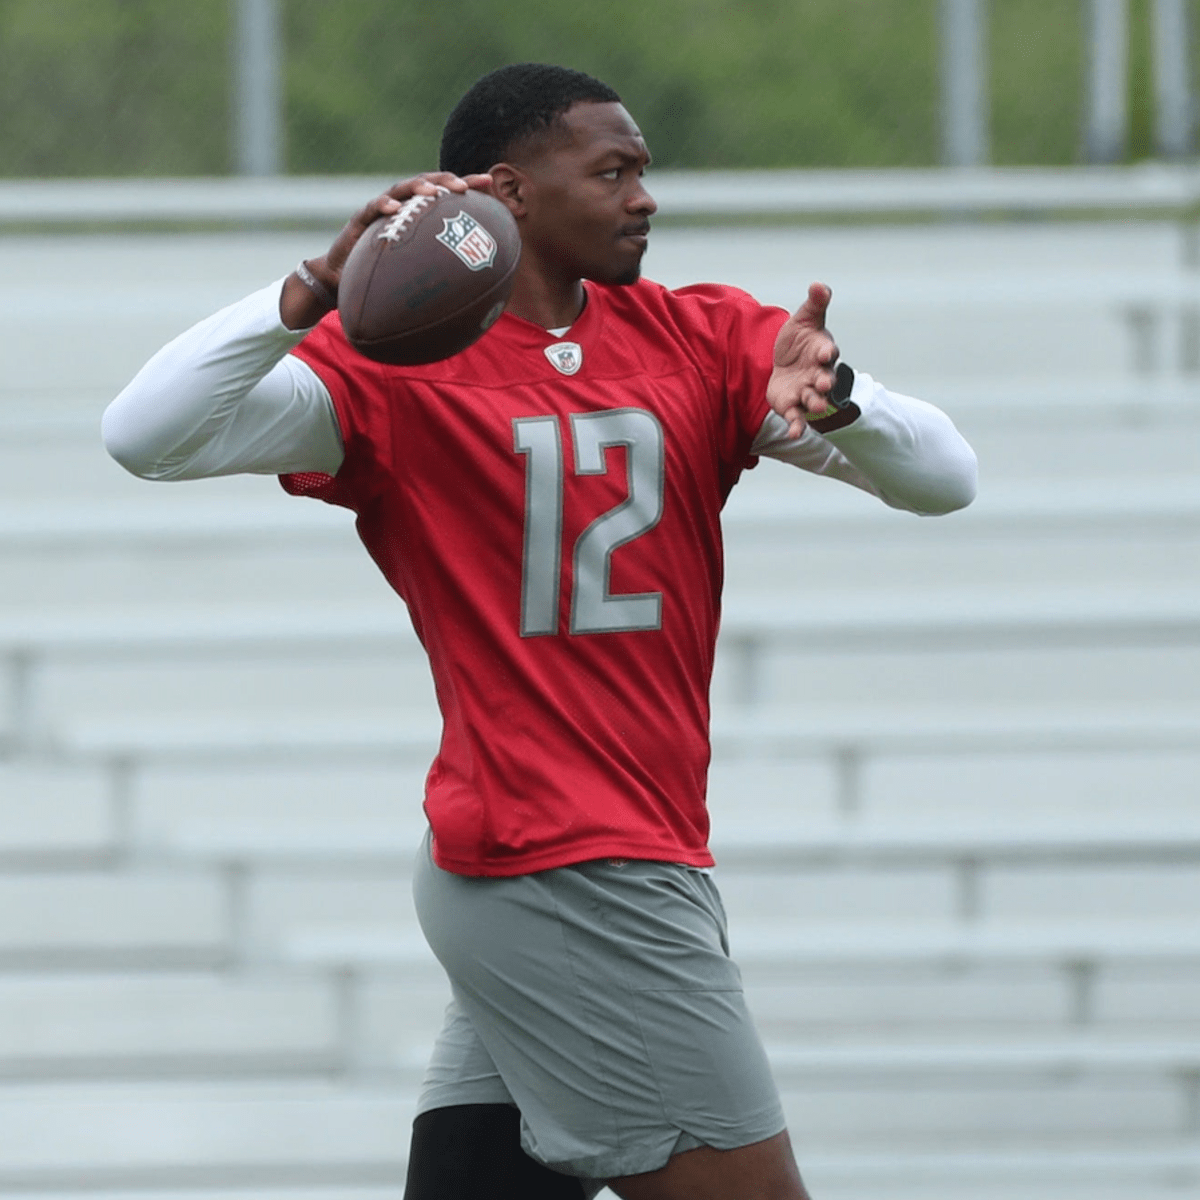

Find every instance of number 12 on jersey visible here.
[513,409,665,637]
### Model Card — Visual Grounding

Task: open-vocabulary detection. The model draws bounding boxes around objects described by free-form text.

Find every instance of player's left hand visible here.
[766,282,840,439]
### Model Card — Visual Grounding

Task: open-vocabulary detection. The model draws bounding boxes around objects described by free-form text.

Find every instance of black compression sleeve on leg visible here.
[404,1103,587,1200]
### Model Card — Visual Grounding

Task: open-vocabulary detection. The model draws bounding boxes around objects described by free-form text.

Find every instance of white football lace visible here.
[377,185,450,241]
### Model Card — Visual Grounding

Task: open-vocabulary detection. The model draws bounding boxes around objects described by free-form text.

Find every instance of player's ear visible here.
[488,164,527,218]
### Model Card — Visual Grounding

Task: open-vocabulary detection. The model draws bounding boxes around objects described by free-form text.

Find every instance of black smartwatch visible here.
[808,361,859,433]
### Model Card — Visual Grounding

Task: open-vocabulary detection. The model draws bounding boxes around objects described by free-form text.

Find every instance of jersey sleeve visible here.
[752,372,977,514]
[103,279,344,481]
[279,314,395,510]
[670,284,788,486]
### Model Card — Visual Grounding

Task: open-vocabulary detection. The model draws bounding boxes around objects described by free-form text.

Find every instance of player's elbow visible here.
[916,447,978,515]
[101,400,173,480]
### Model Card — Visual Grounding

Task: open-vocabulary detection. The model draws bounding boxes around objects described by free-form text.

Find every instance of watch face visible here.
[831,361,856,406]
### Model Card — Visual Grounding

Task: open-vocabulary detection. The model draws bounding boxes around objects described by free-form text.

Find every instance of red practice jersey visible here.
[283,278,786,876]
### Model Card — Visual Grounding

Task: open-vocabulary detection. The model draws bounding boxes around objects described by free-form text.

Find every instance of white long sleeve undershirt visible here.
[102,278,977,515]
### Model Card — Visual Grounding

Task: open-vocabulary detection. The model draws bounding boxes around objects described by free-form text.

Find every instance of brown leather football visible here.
[337,187,521,366]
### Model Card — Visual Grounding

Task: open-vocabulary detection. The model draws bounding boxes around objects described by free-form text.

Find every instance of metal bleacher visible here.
[1,171,1200,1198]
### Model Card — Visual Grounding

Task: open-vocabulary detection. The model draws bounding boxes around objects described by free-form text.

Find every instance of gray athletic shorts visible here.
[412,832,786,1186]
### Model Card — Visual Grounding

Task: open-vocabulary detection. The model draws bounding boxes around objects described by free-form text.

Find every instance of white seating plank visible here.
[145,814,1200,871]
[283,920,1200,973]
[779,1078,1179,1142]
[3,587,1194,654]
[799,1145,1200,1192]
[34,658,438,730]
[246,873,422,953]
[735,642,1200,711]
[133,762,432,846]
[1094,965,1200,1024]
[54,707,1200,764]
[0,1081,1186,1191]
[984,862,1200,922]
[358,977,453,1068]
[0,765,112,859]
[0,974,334,1073]
[7,532,1198,613]
[706,757,838,825]
[729,921,1200,967]
[1,590,1196,736]
[0,1081,412,1186]
[862,751,1200,822]
[0,873,224,966]
[744,966,1069,1029]
[767,1034,1200,1076]
[6,477,1200,545]
[284,928,434,970]
[6,166,1200,225]
[717,865,956,924]
[711,820,1200,865]
[61,714,441,762]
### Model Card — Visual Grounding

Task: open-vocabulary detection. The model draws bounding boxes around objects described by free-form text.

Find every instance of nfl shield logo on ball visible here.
[436,211,498,271]
[544,342,583,375]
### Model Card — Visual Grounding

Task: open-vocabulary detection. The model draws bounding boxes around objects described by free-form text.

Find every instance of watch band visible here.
[808,361,859,433]
[294,260,338,311]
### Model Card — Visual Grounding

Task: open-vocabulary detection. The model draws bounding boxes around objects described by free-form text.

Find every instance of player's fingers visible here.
[767,392,808,439]
[347,191,403,235]
[788,370,834,404]
[363,193,403,221]
[325,175,458,279]
[462,172,495,193]
[790,281,832,330]
[345,186,417,234]
[801,387,832,415]
[385,171,474,201]
[324,189,409,273]
[417,171,470,193]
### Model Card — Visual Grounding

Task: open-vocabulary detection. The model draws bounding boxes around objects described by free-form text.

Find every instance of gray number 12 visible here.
[513,409,665,637]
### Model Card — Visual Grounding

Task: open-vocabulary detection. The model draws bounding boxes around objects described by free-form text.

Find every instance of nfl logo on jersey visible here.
[436,211,499,271]
[544,342,583,375]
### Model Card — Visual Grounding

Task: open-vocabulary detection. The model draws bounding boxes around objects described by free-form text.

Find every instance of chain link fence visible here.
[0,0,1193,177]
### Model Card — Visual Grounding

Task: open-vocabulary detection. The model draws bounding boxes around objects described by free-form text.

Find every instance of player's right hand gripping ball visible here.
[338,187,521,365]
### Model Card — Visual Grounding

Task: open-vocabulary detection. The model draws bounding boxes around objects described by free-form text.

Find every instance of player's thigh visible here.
[414,840,786,1182]
[404,1103,586,1200]
[607,1130,810,1200]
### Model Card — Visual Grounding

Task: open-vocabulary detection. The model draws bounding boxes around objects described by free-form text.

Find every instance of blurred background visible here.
[0,0,1193,174]
[2,1,1200,1198]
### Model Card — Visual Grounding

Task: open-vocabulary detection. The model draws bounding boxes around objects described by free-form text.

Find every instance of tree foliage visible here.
[0,0,1183,177]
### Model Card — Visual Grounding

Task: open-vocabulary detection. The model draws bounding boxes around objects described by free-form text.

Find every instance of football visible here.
[337,186,521,366]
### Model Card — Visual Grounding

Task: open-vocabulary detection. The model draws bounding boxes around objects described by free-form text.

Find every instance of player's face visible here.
[516,101,656,286]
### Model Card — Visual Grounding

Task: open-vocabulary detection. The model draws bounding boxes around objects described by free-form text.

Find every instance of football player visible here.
[105,62,977,1200]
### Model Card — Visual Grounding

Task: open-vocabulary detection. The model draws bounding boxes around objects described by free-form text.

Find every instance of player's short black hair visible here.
[440,63,621,176]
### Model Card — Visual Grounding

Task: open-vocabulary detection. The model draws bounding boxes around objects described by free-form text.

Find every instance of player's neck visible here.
[504,270,586,331]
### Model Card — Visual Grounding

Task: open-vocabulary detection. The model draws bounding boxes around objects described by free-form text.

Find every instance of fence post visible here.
[233,0,283,176]
[1152,0,1194,158]
[1084,0,1129,163]
[941,0,989,166]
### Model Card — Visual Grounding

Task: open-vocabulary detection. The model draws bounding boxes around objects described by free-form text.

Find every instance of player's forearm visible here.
[820,374,977,515]
[755,373,977,515]
[102,280,343,480]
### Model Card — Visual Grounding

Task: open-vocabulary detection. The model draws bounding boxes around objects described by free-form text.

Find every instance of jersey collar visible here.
[495,281,604,348]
